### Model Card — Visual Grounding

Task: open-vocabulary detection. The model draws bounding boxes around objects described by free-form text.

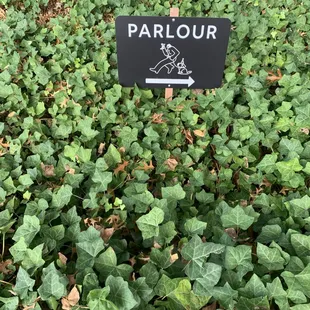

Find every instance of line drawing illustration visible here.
[149,43,192,75]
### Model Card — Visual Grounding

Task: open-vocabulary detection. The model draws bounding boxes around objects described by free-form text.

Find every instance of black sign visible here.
[115,16,231,89]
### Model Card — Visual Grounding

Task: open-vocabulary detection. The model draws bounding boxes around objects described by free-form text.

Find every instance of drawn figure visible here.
[176,58,192,75]
[149,43,192,75]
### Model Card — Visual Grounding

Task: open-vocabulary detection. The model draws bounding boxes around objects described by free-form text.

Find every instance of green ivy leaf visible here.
[256,243,285,271]
[12,215,40,245]
[239,274,267,298]
[87,287,118,310]
[104,144,122,167]
[92,171,112,192]
[37,263,68,301]
[193,263,222,295]
[51,185,73,210]
[136,207,164,240]
[105,276,138,310]
[161,184,186,207]
[94,247,133,281]
[14,267,35,299]
[76,226,105,270]
[181,235,225,280]
[21,244,45,276]
[221,205,255,230]
[256,153,278,173]
[184,218,207,236]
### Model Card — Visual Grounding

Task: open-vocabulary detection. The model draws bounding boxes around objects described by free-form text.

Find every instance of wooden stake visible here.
[165,7,179,102]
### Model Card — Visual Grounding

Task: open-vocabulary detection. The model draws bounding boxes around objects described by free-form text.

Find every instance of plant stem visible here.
[1,233,5,259]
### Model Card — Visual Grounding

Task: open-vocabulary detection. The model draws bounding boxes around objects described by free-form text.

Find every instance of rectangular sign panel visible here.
[116,16,231,89]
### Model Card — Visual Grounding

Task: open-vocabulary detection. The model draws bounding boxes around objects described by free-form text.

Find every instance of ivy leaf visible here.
[239,274,267,298]
[276,158,303,181]
[87,287,118,310]
[0,297,19,310]
[136,207,164,240]
[21,244,45,276]
[76,226,105,270]
[104,144,121,168]
[184,218,207,236]
[154,274,181,297]
[34,65,51,85]
[92,171,113,192]
[221,205,255,230]
[256,153,278,173]
[256,224,282,243]
[181,235,225,280]
[51,185,73,210]
[155,221,177,246]
[105,276,138,310]
[12,215,40,245]
[14,267,35,299]
[38,263,69,301]
[161,184,186,207]
[193,263,222,295]
[266,277,288,309]
[170,279,210,310]
[94,247,133,281]
[9,237,28,263]
[224,245,253,280]
[256,243,285,271]
[213,283,238,309]
[118,126,138,149]
[128,277,153,305]
[285,196,310,217]
[0,209,15,234]
[150,246,175,270]
[0,82,13,98]
[291,234,310,257]
[140,263,160,288]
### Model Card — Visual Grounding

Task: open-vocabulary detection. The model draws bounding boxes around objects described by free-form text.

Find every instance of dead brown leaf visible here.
[129,257,136,267]
[98,143,105,155]
[7,112,15,118]
[136,160,155,171]
[164,158,178,171]
[0,138,9,148]
[151,113,165,124]
[192,89,204,95]
[114,160,129,175]
[106,215,124,230]
[0,7,6,20]
[193,129,206,137]
[37,0,70,25]
[119,147,126,153]
[101,227,115,243]
[224,228,238,240]
[266,69,282,83]
[183,129,194,144]
[280,187,291,195]
[61,286,80,310]
[0,259,13,275]
[40,163,55,177]
[153,242,162,249]
[65,164,75,175]
[58,252,67,265]
[67,274,76,287]
[170,253,179,264]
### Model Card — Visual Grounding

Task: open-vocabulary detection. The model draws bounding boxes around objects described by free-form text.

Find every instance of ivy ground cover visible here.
[0,0,310,309]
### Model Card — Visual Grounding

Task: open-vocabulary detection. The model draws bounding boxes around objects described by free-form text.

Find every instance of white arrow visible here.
[145,76,195,87]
